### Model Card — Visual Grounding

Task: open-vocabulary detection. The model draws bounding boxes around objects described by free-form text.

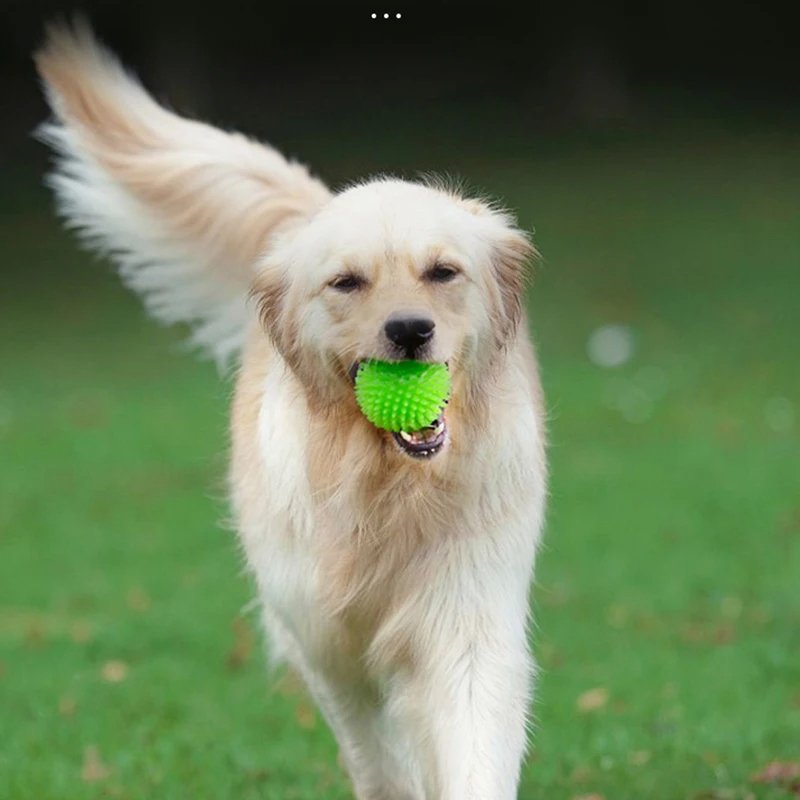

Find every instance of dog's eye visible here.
[424,264,459,283]
[329,274,366,292]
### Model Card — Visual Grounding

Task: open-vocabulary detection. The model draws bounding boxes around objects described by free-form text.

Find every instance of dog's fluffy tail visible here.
[35,21,331,366]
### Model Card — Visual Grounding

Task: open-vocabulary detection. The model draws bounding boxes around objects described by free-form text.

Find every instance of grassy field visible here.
[1,121,798,799]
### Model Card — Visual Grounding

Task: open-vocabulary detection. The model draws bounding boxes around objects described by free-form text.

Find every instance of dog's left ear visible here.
[461,198,537,348]
[489,224,535,347]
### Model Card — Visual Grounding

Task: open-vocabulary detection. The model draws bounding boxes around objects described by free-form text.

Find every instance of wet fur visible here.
[37,22,547,800]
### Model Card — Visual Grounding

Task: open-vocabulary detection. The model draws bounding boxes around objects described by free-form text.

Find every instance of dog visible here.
[36,22,547,800]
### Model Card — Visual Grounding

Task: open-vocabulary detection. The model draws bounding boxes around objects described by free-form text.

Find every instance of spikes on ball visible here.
[354,360,451,433]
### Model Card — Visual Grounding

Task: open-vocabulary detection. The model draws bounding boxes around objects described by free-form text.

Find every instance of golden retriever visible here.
[36,22,547,800]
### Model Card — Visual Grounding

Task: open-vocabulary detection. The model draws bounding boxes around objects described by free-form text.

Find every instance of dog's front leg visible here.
[417,631,531,799]
[384,538,536,799]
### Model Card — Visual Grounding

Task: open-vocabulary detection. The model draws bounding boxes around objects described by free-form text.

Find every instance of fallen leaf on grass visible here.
[633,611,660,633]
[538,641,563,669]
[245,767,271,784]
[126,586,152,612]
[778,506,800,537]
[59,695,77,716]
[629,750,651,766]
[64,393,110,431]
[680,622,735,646]
[750,760,800,794]
[101,660,129,683]
[227,616,255,670]
[70,621,92,644]
[81,745,110,782]
[573,794,605,800]
[295,701,317,730]
[751,761,800,782]
[577,687,609,713]
[746,605,773,626]
[570,765,592,783]
[25,617,46,648]
[273,668,305,696]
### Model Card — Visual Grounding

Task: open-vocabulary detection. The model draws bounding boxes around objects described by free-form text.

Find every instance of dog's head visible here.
[254,179,534,460]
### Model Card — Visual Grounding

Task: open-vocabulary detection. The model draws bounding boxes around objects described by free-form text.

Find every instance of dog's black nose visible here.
[384,315,435,357]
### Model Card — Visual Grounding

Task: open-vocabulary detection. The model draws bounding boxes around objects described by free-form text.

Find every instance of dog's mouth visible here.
[349,360,448,459]
[392,413,447,459]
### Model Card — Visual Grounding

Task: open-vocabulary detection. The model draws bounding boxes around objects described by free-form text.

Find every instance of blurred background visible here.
[1,2,798,798]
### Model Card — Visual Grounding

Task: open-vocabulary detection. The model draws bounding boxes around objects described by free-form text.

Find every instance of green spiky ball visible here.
[354,360,451,432]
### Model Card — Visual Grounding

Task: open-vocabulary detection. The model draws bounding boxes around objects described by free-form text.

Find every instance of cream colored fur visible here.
[37,23,547,800]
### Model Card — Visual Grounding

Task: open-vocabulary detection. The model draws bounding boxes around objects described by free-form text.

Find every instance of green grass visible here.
[1,123,799,799]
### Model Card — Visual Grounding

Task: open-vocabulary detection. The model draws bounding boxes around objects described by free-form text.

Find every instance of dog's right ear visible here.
[252,263,333,399]
[252,262,314,389]
[252,264,293,360]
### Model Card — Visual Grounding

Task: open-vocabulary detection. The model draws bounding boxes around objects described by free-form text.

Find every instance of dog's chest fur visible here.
[230,331,545,679]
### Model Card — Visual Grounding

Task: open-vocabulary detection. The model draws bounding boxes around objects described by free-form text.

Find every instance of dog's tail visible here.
[35,21,331,367]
